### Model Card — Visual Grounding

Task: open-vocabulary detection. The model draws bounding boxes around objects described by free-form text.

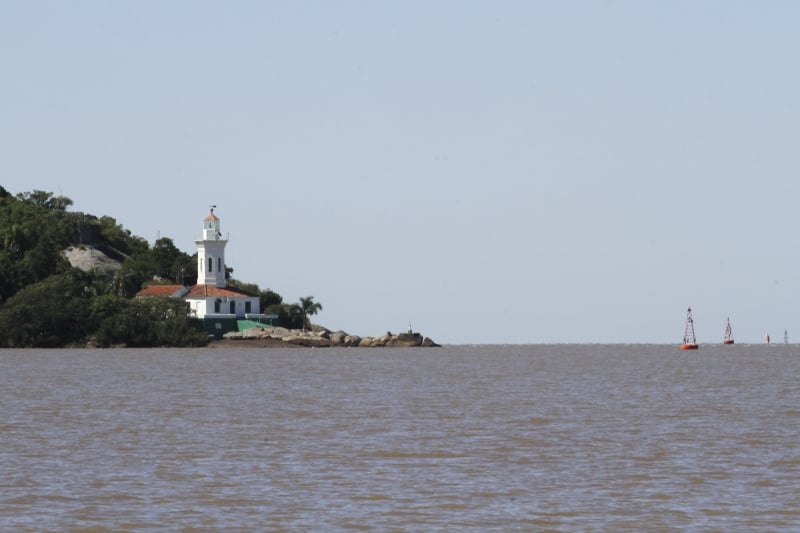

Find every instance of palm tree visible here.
[299,296,322,332]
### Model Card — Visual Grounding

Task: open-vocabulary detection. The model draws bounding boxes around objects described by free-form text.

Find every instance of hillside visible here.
[63,245,122,273]
[0,187,207,347]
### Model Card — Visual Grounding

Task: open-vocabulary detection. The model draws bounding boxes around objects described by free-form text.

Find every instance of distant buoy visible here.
[723,317,734,345]
[681,307,699,350]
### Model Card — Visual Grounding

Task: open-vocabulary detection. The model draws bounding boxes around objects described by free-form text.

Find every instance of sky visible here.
[2,1,799,344]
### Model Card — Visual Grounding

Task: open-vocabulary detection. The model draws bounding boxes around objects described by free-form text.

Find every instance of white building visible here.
[136,208,266,335]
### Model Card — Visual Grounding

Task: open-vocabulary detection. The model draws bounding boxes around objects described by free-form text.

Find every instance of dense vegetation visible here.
[0,186,310,347]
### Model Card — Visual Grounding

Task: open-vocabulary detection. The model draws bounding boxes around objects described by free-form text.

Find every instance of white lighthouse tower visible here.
[136,207,266,334]
[195,207,227,287]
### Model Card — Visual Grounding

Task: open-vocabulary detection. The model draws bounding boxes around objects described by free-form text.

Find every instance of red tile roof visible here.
[184,284,255,298]
[135,285,185,297]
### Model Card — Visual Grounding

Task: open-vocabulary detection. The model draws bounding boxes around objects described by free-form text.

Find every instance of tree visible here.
[228,279,284,313]
[260,288,283,309]
[299,296,322,332]
[276,303,304,330]
[0,271,93,347]
[16,190,73,210]
[149,237,194,283]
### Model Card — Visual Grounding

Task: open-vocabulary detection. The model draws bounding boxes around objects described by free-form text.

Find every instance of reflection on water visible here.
[2,344,800,530]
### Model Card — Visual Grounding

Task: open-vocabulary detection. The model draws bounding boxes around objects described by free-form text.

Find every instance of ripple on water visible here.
[2,345,800,530]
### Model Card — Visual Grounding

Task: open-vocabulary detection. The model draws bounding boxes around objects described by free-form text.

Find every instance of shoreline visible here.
[207,337,301,348]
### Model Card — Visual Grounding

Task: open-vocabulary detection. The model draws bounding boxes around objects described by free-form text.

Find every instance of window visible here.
[229,301,235,314]
[218,257,222,272]
[214,299,221,313]
[245,301,251,313]
[208,257,213,272]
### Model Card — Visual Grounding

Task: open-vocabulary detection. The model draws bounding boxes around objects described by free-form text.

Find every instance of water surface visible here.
[2,344,799,531]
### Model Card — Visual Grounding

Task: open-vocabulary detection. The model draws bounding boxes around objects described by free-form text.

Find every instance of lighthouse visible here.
[135,207,266,337]
[195,207,227,287]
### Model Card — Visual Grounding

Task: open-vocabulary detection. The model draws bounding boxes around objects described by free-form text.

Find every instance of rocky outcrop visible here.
[284,336,330,348]
[63,245,121,273]
[343,335,362,347]
[386,332,423,347]
[220,325,440,348]
[422,337,441,347]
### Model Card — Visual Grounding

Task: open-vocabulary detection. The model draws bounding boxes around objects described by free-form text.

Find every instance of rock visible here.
[371,333,392,347]
[224,320,440,349]
[387,332,423,347]
[344,335,362,347]
[330,331,347,346]
[241,327,269,339]
[422,337,441,347]
[310,324,331,336]
[63,245,121,273]
[284,335,330,347]
[260,326,291,337]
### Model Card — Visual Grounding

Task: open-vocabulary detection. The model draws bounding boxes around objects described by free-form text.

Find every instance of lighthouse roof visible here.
[204,209,219,221]
[185,284,256,298]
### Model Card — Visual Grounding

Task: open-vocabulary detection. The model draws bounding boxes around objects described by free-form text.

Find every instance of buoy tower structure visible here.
[723,317,734,345]
[681,307,699,350]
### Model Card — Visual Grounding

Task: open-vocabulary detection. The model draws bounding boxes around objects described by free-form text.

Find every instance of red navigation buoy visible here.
[723,317,735,345]
[681,307,699,350]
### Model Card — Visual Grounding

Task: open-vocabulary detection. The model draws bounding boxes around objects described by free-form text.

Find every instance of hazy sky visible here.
[2,1,799,344]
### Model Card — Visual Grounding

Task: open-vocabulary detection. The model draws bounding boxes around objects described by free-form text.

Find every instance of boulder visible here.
[387,332,423,347]
[358,337,375,347]
[344,335,362,347]
[241,327,269,339]
[310,324,331,336]
[330,331,347,346]
[284,335,331,348]
[422,337,441,347]
[63,245,121,273]
[371,333,392,347]
[261,326,291,337]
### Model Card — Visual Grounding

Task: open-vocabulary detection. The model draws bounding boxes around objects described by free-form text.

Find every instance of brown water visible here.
[2,344,800,531]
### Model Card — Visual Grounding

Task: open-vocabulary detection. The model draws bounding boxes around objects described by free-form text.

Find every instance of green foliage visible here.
[16,189,73,210]
[299,295,323,330]
[228,279,283,311]
[0,193,73,301]
[0,271,94,347]
[0,186,317,346]
[91,296,208,347]
[262,298,322,331]
[0,188,208,346]
[147,237,196,285]
[269,303,304,330]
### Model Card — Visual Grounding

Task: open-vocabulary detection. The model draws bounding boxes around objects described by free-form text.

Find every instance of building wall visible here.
[187,299,206,318]
[186,296,260,319]
[195,239,227,287]
[201,317,238,339]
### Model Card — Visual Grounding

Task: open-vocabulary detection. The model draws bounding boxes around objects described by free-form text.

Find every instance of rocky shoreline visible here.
[213,325,441,348]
